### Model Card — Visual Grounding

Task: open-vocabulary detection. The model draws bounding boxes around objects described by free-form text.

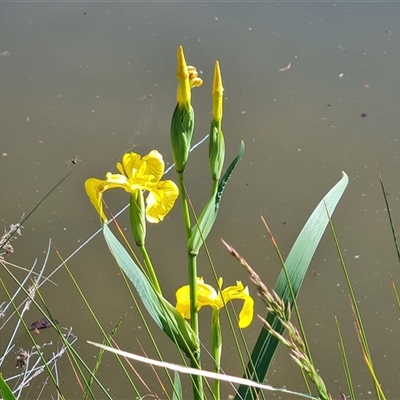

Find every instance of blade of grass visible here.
[351,300,385,400]
[0,173,72,252]
[52,244,141,399]
[87,341,320,400]
[376,164,400,265]
[390,274,400,312]
[84,315,127,400]
[328,209,384,399]
[0,263,112,400]
[334,313,355,400]
[0,276,65,400]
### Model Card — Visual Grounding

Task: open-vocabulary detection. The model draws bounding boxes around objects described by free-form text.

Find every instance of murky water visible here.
[1,2,400,399]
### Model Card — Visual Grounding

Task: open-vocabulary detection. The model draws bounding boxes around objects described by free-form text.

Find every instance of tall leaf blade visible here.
[236,172,349,400]
[0,374,16,400]
[189,141,245,255]
[172,371,183,400]
[103,224,199,357]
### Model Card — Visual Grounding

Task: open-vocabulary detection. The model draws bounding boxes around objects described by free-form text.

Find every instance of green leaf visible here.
[236,172,349,400]
[172,371,183,400]
[0,373,16,400]
[103,224,199,357]
[188,141,245,255]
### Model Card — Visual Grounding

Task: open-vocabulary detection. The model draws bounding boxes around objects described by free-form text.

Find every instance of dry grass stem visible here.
[1,221,23,260]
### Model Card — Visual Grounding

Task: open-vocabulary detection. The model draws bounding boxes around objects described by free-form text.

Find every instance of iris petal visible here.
[84,178,108,222]
[238,296,254,328]
[145,180,179,223]
[142,150,164,182]
[175,285,191,319]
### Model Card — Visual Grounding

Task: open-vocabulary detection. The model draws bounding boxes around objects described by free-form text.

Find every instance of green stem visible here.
[177,172,203,399]
[177,171,199,334]
[139,244,162,295]
[188,254,198,334]
[212,309,222,400]
[177,172,191,237]
[189,252,203,399]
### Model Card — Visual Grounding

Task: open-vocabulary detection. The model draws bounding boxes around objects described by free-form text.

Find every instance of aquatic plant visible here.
[82,46,347,400]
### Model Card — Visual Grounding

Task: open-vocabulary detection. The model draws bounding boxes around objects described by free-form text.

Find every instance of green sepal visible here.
[103,223,199,358]
[171,103,195,173]
[129,191,146,247]
[188,141,245,255]
[209,120,225,181]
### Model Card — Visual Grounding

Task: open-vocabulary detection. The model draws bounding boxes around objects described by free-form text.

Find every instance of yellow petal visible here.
[105,172,129,187]
[196,279,219,307]
[188,66,203,88]
[238,295,254,328]
[118,152,142,179]
[217,277,223,289]
[141,150,165,182]
[221,281,245,301]
[175,285,192,319]
[145,180,179,223]
[84,178,108,222]
[222,282,254,328]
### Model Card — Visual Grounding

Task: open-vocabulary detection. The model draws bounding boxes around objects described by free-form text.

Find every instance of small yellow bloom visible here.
[176,45,203,110]
[175,277,254,328]
[85,150,179,223]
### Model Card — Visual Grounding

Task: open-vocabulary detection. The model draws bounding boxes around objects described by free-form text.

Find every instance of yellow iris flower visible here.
[175,277,254,329]
[85,150,179,223]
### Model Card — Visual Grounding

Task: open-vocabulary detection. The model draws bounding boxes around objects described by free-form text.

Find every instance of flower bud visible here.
[209,61,225,181]
[171,46,202,173]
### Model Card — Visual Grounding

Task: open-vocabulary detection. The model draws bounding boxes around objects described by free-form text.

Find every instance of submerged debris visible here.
[29,318,59,334]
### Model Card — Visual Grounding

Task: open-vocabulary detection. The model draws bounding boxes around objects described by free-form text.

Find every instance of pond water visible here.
[1,1,400,399]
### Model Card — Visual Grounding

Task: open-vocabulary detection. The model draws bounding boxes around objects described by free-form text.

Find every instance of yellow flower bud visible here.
[209,61,225,181]
[176,46,191,110]
[171,46,203,173]
[212,61,223,125]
